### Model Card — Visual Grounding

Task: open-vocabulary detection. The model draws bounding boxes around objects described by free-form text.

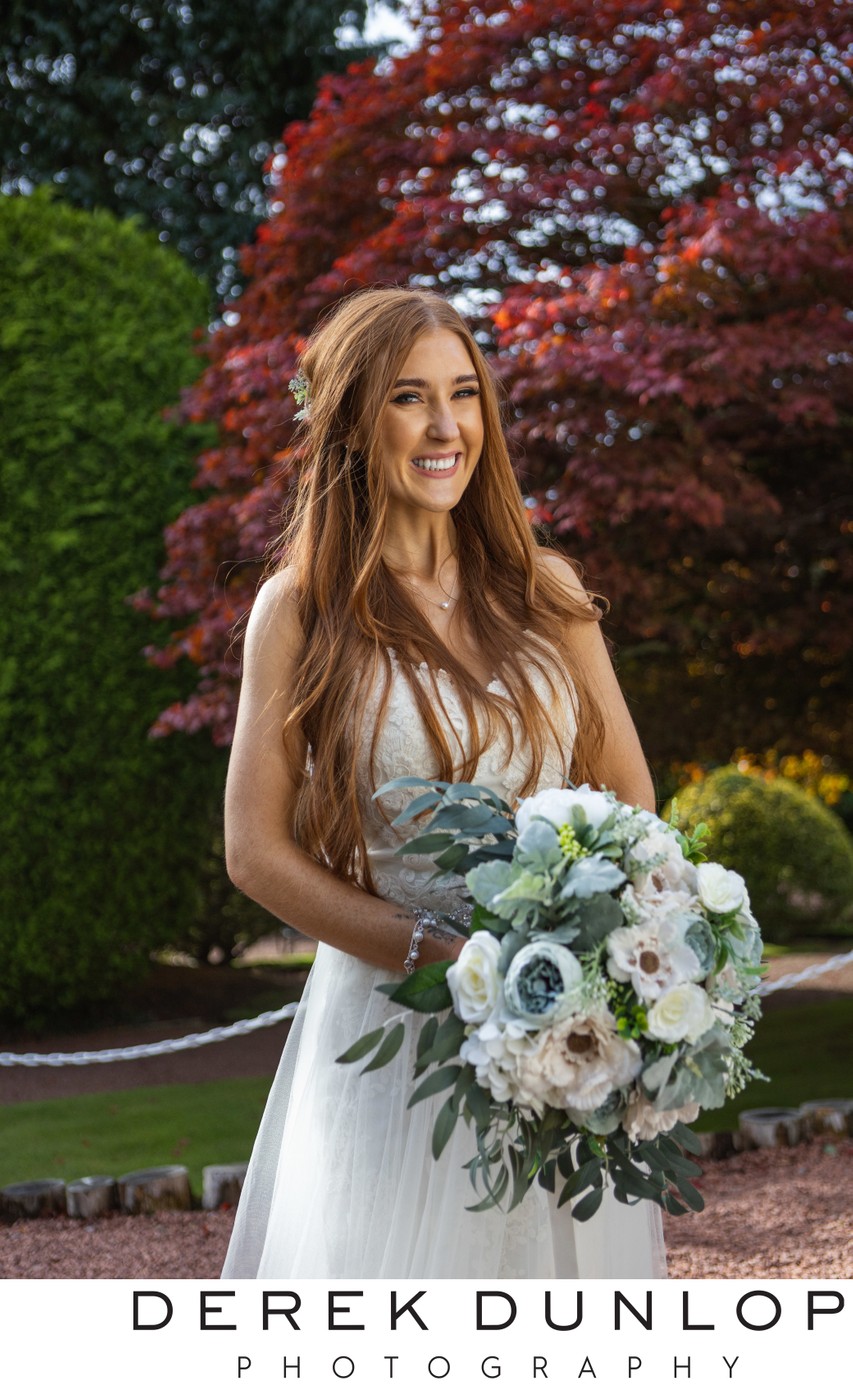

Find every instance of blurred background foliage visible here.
[0,190,276,1028]
[0,0,391,304]
[0,1,850,1027]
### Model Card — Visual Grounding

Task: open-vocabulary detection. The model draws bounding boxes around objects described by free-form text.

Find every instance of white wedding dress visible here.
[222,650,667,1278]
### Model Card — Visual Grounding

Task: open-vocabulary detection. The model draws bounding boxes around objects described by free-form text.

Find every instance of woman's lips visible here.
[409,452,461,478]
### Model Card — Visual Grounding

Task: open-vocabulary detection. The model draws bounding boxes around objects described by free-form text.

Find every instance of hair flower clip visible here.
[288,368,311,421]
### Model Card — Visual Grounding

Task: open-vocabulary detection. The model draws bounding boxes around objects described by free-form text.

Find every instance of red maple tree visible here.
[141,0,853,765]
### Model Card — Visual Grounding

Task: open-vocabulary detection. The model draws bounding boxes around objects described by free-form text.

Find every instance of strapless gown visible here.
[221,652,667,1278]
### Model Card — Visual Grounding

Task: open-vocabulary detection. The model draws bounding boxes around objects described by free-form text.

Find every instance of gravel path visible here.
[1,1140,849,1280]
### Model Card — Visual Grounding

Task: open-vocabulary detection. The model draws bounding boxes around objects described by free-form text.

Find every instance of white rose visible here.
[696,861,747,915]
[624,1091,701,1143]
[447,932,502,1024]
[645,982,715,1044]
[516,784,613,835]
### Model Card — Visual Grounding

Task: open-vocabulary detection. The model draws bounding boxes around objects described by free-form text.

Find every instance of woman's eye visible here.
[391,389,480,404]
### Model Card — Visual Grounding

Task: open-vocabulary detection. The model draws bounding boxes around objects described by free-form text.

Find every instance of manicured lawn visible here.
[0,1077,272,1197]
[695,995,853,1131]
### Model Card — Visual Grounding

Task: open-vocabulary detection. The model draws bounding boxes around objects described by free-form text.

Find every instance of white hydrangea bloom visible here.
[459,1017,547,1113]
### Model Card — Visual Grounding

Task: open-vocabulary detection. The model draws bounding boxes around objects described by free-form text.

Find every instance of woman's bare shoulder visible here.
[243,566,304,664]
[534,548,598,615]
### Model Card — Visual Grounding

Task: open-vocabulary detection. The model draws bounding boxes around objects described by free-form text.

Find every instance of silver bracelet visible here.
[403,904,474,974]
[403,912,427,975]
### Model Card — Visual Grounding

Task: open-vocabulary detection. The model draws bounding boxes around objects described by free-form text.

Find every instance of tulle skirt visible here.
[221,940,667,1279]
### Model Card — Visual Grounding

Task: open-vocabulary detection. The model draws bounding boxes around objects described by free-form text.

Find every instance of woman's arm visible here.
[224,569,464,970]
[537,552,656,814]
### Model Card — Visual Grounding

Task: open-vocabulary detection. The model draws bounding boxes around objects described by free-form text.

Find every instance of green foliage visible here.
[665,767,853,943]
[0,189,228,1028]
[0,0,389,298]
[166,802,281,965]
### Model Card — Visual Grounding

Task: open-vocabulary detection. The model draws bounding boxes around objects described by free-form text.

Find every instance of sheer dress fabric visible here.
[221,649,667,1279]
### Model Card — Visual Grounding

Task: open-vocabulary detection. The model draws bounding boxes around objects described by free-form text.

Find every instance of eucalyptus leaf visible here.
[434,843,471,873]
[432,1093,461,1160]
[389,790,445,826]
[361,1021,406,1073]
[408,1064,463,1108]
[662,1191,689,1216]
[674,1177,705,1212]
[537,1160,557,1194]
[571,1185,604,1222]
[557,1158,599,1207]
[557,1148,575,1181]
[335,1025,387,1065]
[376,775,447,801]
[418,1011,466,1067]
[442,782,510,810]
[465,1082,492,1130]
[415,1015,439,1070]
[430,802,505,833]
[467,839,516,864]
[671,1121,703,1155]
[398,831,455,855]
[466,1164,509,1213]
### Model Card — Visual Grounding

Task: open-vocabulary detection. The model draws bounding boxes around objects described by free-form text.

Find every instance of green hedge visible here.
[0,190,228,1029]
[665,766,853,943]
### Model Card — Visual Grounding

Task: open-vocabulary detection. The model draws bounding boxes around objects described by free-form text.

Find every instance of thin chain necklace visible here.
[400,553,460,610]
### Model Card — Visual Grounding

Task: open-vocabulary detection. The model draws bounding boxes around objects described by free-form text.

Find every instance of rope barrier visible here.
[1,949,851,1068]
[755,946,853,996]
[0,1002,299,1068]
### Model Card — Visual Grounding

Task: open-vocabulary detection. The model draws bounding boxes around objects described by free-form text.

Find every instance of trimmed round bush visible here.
[0,190,229,1029]
[664,766,853,943]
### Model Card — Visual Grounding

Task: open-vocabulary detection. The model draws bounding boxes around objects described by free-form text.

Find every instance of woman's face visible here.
[376,328,484,517]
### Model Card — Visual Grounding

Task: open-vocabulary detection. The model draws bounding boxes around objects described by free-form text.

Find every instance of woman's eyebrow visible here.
[392,373,479,387]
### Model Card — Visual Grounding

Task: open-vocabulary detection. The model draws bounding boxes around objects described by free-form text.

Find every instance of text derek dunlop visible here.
[130,1285,845,1383]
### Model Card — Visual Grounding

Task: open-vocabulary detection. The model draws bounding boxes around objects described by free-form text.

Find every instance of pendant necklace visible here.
[404,554,459,610]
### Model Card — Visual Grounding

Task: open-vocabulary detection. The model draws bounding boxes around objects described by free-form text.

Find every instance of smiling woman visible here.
[220,285,663,1280]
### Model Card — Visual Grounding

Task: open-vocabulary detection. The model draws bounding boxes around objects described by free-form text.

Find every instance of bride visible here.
[221,285,666,1278]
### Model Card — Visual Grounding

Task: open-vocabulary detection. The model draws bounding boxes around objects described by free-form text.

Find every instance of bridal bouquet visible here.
[337,779,766,1219]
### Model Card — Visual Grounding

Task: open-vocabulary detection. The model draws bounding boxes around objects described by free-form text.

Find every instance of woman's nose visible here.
[427,400,460,439]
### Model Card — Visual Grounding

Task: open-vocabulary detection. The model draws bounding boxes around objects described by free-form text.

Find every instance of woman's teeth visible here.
[411,455,458,472]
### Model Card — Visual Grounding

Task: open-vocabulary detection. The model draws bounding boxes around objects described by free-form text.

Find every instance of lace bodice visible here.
[356,648,577,910]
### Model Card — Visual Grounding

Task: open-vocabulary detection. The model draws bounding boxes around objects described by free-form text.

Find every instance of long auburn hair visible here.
[270,286,608,891]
